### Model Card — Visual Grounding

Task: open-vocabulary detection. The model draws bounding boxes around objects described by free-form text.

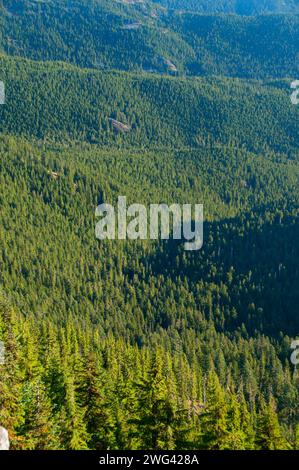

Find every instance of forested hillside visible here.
[166,13,299,78]
[0,0,298,78]
[0,55,298,154]
[153,0,299,15]
[0,133,298,449]
[0,0,298,453]
[1,293,298,450]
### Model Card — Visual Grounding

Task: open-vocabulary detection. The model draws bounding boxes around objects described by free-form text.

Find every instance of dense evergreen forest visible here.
[0,0,298,78]
[153,0,299,15]
[0,0,298,452]
[0,134,298,449]
[0,55,298,154]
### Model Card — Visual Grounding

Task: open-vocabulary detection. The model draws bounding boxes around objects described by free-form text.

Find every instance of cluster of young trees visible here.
[1,293,298,450]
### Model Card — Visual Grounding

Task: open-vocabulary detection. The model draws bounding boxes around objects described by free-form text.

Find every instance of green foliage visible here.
[0,55,298,154]
[0,2,298,451]
[0,0,298,78]
[153,0,299,15]
[255,396,289,450]
[0,295,294,449]
[0,130,298,448]
[166,13,299,78]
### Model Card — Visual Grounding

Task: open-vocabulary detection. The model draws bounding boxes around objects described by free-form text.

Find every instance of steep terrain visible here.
[153,0,299,14]
[0,0,298,451]
[0,0,298,77]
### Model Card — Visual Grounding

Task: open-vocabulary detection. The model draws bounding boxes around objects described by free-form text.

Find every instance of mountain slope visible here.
[0,55,298,155]
[0,0,298,78]
[0,0,299,452]
[153,0,299,14]
[0,134,298,336]
[166,13,299,78]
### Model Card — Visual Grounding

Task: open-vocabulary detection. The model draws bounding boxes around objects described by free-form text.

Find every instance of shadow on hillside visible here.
[132,210,299,338]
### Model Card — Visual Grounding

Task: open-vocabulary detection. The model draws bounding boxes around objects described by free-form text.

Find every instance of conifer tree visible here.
[77,352,114,450]
[131,349,176,450]
[0,295,24,448]
[19,379,59,450]
[221,391,247,450]
[60,374,88,450]
[199,371,228,450]
[255,396,288,450]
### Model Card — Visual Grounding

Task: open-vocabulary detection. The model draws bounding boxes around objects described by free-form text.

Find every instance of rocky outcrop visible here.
[109,118,131,133]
